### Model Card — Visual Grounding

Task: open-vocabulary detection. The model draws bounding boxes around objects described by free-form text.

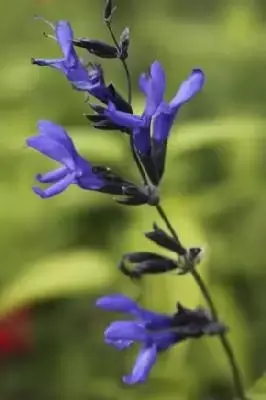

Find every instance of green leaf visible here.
[0,250,113,315]
[249,374,266,400]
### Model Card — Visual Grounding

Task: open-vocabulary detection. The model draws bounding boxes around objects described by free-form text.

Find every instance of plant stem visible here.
[106,22,132,105]
[155,203,247,400]
[155,204,186,254]
[107,14,246,400]
[106,21,147,185]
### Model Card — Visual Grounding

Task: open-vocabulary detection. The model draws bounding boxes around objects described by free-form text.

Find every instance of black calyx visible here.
[73,38,118,59]
[145,223,187,255]
[118,251,178,280]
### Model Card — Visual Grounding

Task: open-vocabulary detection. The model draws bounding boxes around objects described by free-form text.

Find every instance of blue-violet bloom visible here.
[100,61,205,154]
[32,20,109,102]
[26,120,106,198]
[96,294,182,385]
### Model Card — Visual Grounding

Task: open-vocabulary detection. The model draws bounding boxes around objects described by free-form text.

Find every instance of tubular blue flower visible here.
[100,61,205,154]
[31,20,109,102]
[96,294,225,384]
[27,121,151,202]
[96,294,181,385]
[26,120,104,198]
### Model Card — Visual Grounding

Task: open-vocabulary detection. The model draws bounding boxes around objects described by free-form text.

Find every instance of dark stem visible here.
[106,22,132,105]
[106,21,147,184]
[155,204,183,249]
[155,203,247,400]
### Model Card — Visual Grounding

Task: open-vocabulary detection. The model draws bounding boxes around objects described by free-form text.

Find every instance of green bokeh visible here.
[0,0,265,399]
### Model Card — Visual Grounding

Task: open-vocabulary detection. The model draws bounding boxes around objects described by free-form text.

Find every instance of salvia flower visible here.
[96,294,226,385]
[103,61,204,150]
[94,62,204,184]
[26,120,144,200]
[32,20,110,102]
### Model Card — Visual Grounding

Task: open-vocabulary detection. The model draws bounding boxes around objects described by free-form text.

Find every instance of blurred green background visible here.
[0,0,265,399]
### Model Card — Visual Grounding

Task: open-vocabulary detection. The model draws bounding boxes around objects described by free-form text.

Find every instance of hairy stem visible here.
[156,203,247,400]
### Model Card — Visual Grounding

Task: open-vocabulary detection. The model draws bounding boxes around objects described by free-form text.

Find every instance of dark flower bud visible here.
[115,185,150,206]
[73,39,118,58]
[91,165,135,196]
[118,252,177,280]
[118,27,130,60]
[145,223,187,255]
[116,196,148,206]
[104,0,117,22]
[177,247,204,275]
[169,303,228,338]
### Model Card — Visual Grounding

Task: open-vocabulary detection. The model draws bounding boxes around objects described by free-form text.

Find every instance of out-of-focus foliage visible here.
[249,374,266,399]
[0,0,266,399]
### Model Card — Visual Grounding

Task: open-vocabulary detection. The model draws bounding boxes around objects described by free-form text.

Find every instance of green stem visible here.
[156,203,247,400]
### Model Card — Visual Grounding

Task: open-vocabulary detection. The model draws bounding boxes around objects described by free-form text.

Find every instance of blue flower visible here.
[26,120,105,198]
[96,294,225,384]
[32,20,109,102]
[96,294,181,385]
[101,61,205,154]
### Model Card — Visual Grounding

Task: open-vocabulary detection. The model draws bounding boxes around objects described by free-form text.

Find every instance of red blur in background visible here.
[0,308,32,357]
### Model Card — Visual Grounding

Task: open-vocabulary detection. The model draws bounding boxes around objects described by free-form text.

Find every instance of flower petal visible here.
[138,73,149,95]
[66,66,94,91]
[27,135,75,170]
[77,175,104,190]
[36,166,68,183]
[133,127,151,154]
[170,68,205,110]
[123,344,157,385]
[37,120,76,155]
[105,338,134,350]
[145,61,166,118]
[105,103,144,129]
[31,57,66,72]
[151,332,180,352]
[96,294,140,313]
[152,112,174,143]
[105,321,147,342]
[33,172,75,198]
[55,21,76,64]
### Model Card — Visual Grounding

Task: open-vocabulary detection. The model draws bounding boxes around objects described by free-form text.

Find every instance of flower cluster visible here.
[27,0,228,386]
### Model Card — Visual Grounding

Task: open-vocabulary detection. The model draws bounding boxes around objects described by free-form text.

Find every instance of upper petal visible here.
[170,68,205,110]
[96,294,139,314]
[37,120,77,156]
[26,135,75,170]
[105,321,147,343]
[122,344,157,385]
[145,61,166,118]
[138,73,149,96]
[55,20,77,65]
